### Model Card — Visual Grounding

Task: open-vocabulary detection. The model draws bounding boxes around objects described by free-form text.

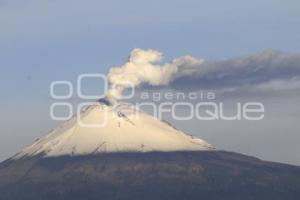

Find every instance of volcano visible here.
[0,99,300,200]
[12,99,213,159]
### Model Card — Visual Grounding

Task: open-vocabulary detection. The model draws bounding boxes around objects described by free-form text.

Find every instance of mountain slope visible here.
[2,99,300,199]
[1,151,300,200]
[13,99,213,159]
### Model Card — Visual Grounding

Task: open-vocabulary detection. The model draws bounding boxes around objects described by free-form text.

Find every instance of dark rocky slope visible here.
[0,151,300,200]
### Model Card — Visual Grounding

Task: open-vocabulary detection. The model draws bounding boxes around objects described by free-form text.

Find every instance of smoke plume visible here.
[107,48,204,99]
[107,48,300,99]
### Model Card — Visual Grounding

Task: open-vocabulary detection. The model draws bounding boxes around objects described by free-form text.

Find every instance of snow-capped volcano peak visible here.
[13,99,214,159]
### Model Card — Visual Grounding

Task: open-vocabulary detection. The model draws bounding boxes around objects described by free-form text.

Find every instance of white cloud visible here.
[107,48,204,98]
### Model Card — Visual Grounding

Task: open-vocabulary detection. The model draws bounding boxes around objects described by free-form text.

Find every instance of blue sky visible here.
[1,0,300,164]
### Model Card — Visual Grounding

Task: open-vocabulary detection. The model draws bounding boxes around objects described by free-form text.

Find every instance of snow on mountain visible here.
[13,99,214,159]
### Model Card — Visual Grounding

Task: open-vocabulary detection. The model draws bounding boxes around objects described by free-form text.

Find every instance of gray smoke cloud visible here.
[107,48,300,99]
